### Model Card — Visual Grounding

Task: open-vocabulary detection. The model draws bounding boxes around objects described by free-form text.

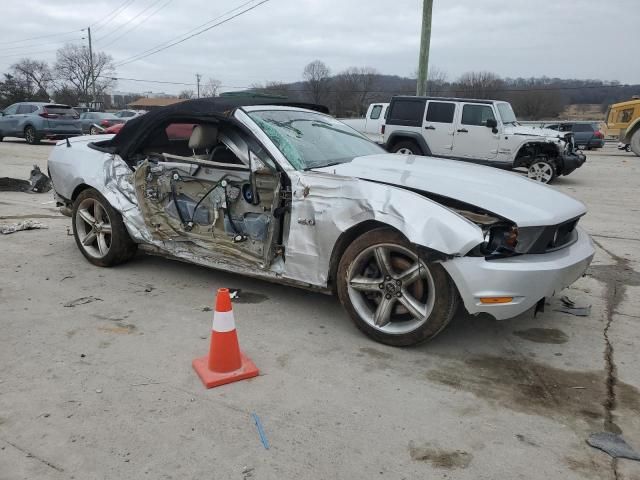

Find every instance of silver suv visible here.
[0,102,82,144]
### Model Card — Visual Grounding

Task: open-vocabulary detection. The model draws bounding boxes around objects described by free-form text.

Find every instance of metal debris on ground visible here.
[0,220,48,234]
[553,295,591,316]
[63,296,103,307]
[0,165,51,193]
[252,412,270,450]
[587,432,640,461]
[229,289,240,299]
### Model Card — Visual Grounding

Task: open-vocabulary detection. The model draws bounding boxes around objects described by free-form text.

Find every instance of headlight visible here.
[481,224,518,255]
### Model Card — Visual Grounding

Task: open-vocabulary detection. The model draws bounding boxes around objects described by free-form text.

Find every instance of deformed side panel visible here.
[281,171,484,286]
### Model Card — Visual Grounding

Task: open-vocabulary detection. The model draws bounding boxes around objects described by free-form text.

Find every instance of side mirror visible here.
[486,118,498,134]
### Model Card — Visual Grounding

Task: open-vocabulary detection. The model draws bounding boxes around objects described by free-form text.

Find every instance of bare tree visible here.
[178,89,195,99]
[455,71,504,98]
[11,59,53,99]
[302,60,331,104]
[333,67,379,116]
[54,43,115,102]
[201,78,222,97]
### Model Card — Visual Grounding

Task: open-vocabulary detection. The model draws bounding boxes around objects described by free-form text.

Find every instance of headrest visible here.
[188,124,218,150]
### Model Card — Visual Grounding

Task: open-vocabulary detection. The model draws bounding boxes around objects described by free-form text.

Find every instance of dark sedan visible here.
[79,112,124,135]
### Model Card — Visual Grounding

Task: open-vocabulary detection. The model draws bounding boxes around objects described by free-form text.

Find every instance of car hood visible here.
[313,154,586,227]
[505,124,566,139]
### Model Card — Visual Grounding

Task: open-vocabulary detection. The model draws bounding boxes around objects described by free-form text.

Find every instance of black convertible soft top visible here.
[105,96,329,160]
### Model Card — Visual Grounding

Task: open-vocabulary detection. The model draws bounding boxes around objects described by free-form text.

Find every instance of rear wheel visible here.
[337,228,458,346]
[630,130,640,157]
[90,126,99,135]
[72,188,137,267]
[527,157,556,184]
[391,140,423,156]
[24,126,39,145]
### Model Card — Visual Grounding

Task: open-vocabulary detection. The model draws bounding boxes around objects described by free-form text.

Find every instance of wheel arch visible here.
[327,220,452,293]
[385,131,432,155]
[71,183,92,201]
[513,141,561,168]
[623,118,640,143]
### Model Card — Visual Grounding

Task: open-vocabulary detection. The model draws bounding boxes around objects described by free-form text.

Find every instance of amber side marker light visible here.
[480,297,513,304]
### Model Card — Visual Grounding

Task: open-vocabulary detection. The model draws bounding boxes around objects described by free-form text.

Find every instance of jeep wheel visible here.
[24,126,39,145]
[391,140,422,156]
[337,228,458,346]
[527,158,556,184]
[630,130,640,157]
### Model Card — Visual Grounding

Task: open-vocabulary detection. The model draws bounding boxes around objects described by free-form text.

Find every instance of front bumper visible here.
[442,227,594,320]
[558,151,586,175]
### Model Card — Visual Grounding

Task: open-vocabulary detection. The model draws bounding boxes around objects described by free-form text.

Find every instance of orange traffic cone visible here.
[192,288,259,388]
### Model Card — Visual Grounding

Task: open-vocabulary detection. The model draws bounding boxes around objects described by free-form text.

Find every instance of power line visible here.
[98,0,173,48]
[91,0,136,32]
[0,29,83,47]
[99,75,638,94]
[114,0,269,68]
[113,0,259,66]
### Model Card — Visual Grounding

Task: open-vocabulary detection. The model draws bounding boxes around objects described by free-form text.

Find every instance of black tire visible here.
[24,126,39,145]
[390,140,423,155]
[336,228,459,346]
[630,130,640,157]
[90,126,99,135]
[72,188,137,267]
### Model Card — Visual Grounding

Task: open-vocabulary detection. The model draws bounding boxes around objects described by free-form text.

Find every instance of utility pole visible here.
[196,73,201,98]
[416,0,433,96]
[87,26,97,106]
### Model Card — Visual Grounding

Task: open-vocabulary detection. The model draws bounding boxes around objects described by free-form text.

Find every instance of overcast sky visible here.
[0,0,638,95]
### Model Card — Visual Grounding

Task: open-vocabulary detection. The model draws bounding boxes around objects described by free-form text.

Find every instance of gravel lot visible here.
[1,138,639,480]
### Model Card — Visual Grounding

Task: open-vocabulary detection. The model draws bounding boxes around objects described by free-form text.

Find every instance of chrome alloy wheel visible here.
[347,243,436,334]
[75,197,112,258]
[527,161,554,183]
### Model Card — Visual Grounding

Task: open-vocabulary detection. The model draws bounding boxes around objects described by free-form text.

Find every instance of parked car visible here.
[542,122,604,150]
[382,96,586,183]
[47,97,594,346]
[114,109,147,121]
[340,103,389,143]
[0,102,82,144]
[605,96,640,156]
[79,112,123,135]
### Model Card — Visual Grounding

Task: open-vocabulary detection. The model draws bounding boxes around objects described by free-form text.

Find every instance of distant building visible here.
[127,97,185,110]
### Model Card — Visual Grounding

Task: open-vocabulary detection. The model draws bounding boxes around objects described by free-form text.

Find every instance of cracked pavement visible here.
[1,140,639,479]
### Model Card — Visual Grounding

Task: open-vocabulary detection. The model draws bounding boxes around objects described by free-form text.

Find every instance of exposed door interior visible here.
[133,120,283,269]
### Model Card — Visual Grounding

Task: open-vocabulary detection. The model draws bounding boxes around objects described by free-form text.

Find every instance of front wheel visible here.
[337,228,458,346]
[527,157,556,184]
[72,188,137,267]
[24,126,39,145]
[89,126,99,135]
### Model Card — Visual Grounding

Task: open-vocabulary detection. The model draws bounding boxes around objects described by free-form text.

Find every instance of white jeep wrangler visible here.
[383,96,586,183]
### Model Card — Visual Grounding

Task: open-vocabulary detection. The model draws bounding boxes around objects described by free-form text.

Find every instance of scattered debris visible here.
[95,388,103,394]
[0,165,51,193]
[0,220,48,234]
[230,289,240,299]
[60,275,74,282]
[587,432,640,461]
[553,295,591,316]
[63,296,103,308]
[201,306,212,312]
[252,413,270,450]
[242,466,255,479]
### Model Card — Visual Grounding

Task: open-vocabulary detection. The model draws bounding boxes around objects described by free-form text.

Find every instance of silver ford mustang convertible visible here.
[48,98,595,346]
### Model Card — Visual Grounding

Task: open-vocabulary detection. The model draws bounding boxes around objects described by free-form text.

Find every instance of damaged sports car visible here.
[48,97,595,346]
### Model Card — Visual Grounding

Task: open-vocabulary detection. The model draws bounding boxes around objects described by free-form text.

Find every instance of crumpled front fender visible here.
[281,171,483,286]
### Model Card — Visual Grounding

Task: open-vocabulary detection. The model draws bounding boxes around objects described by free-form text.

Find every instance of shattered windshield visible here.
[248,110,383,170]
[497,103,518,125]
